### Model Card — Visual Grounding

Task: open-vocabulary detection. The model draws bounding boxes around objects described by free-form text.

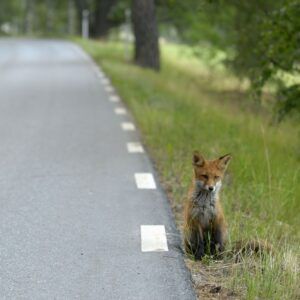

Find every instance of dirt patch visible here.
[185,259,240,299]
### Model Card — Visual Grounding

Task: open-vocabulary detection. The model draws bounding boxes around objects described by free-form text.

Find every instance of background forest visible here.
[1,0,300,120]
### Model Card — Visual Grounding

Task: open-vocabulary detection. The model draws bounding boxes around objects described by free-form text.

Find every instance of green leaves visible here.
[277,85,300,121]
[257,0,300,120]
[159,0,300,121]
[227,0,300,120]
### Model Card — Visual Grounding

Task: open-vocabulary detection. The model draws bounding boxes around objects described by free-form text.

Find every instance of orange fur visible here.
[183,151,231,259]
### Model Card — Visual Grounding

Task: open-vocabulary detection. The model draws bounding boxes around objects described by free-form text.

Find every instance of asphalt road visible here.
[0,39,195,300]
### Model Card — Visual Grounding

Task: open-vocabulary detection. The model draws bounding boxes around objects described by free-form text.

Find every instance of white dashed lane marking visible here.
[92,66,103,77]
[135,173,156,189]
[110,95,120,102]
[95,60,167,255]
[114,108,127,115]
[102,78,110,84]
[127,142,144,153]
[141,225,168,252]
[103,71,166,255]
[105,86,114,93]
[96,71,105,78]
[121,122,135,131]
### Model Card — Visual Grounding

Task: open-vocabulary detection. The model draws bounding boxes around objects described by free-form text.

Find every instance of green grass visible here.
[76,38,299,299]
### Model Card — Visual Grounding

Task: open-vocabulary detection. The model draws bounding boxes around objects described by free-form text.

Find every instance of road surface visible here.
[0,39,195,299]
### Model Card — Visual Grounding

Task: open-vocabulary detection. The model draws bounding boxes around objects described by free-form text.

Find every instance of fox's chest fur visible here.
[191,188,218,229]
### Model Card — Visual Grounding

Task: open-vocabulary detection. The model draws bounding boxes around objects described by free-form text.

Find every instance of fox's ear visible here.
[218,154,232,170]
[193,151,205,167]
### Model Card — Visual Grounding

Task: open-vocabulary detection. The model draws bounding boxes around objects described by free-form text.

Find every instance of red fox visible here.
[184,151,231,260]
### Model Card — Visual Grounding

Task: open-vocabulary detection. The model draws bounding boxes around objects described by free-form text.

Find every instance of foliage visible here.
[34,0,70,35]
[255,0,300,120]
[0,0,72,36]
[158,0,300,120]
[157,0,235,50]
[0,0,23,34]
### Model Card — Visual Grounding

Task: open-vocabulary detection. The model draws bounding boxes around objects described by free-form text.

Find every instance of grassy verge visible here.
[76,38,299,299]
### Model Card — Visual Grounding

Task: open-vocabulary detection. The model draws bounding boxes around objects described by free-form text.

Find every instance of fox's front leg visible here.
[194,226,205,260]
[211,220,227,255]
[184,226,204,260]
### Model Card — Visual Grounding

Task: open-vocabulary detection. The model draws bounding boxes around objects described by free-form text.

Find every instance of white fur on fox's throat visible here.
[192,180,222,228]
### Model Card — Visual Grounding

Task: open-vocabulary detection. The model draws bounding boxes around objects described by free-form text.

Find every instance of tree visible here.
[24,0,34,34]
[255,0,300,120]
[72,0,119,38]
[0,0,23,34]
[92,0,118,38]
[158,0,299,120]
[132,0,160,71]
[45,0,55,34]
[73,0,89,34]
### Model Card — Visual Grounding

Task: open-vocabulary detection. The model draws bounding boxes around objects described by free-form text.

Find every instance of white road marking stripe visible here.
[105,86,114,93]
[127,142,144,153]
[92,65,102,74]
[141,225,168,252]
[102,78,110,85]
[121,122,135,131]
[135,173,156,189]
[96,71,105,78]
[110,95,120,102]
[114,108,127,115]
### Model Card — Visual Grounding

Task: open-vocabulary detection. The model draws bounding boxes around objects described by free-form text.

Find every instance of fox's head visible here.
[192,151,231,193]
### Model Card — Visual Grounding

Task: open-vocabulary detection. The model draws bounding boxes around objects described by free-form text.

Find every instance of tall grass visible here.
[76,38,299,299]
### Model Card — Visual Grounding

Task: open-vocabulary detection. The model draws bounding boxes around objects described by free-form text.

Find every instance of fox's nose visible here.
[208,186,214,191]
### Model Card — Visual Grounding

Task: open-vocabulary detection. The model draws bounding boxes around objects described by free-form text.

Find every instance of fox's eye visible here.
[201,174,208,179]
[215,176,220,180]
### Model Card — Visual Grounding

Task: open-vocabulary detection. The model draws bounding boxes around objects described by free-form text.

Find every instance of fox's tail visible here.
[231,239,273,261]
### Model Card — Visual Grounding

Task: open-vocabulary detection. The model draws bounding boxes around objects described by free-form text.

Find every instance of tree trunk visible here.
[46,0,54,34]
[132,0,160,71]
[68,0,76,35]
[92,0,118,38]
[24,0,34,34]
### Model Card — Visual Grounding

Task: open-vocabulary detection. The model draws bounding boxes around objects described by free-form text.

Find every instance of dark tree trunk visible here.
[92,0,118,38]
[132,0,160,71]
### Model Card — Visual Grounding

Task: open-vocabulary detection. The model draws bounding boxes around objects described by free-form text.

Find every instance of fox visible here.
[183,151,231,260]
